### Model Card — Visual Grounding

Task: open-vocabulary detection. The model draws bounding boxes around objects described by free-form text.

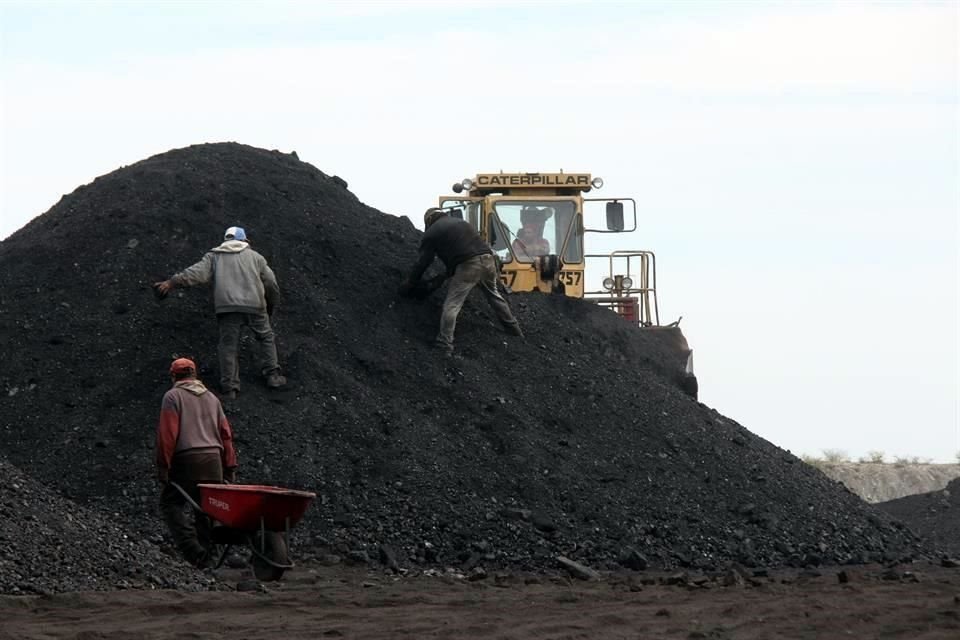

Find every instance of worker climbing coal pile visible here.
[0,142,928,578]
[399,207,523,356]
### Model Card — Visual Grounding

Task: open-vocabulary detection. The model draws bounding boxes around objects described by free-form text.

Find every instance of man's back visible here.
[162,385,227,454]
[207,242,278,314]
[420,217,490,270]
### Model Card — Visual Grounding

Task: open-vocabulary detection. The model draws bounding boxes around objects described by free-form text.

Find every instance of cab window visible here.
[491,200,581,263]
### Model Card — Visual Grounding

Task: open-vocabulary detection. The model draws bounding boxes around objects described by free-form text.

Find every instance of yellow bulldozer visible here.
[438,171,698,398]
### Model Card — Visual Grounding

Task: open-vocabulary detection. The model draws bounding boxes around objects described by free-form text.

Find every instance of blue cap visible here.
[224,226,247,241]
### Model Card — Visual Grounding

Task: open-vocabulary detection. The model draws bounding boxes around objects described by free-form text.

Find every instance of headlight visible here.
[591,177,604,189]
[461,178,474,191]
[602,277,614,291]
[621,276,633,289]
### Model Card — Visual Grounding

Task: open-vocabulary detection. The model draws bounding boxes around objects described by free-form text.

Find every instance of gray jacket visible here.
[172,240,279,314]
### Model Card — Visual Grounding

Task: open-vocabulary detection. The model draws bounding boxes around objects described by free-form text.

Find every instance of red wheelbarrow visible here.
[168,481,316,581]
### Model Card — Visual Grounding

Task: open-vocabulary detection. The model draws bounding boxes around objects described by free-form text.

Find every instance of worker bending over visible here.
[401,208,522,355]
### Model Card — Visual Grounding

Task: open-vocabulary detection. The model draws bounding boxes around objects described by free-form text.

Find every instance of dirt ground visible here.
[2,563,958,640]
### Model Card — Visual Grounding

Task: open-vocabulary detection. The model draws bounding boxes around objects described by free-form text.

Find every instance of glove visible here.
[265,292,278,317]
[397,279,415,297]
[157,467,169,484]
[152,281,171,300]
[424,274,447,293]
[223,467,236,483]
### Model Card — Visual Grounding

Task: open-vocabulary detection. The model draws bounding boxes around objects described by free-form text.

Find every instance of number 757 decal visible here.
[499,271,583,287]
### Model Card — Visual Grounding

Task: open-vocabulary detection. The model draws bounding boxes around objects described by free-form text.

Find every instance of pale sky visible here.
[1,1,957,462]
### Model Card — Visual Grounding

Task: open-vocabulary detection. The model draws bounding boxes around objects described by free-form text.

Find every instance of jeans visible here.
[159,450,223,565]
[437,254,519,348]
[217,311,279,392]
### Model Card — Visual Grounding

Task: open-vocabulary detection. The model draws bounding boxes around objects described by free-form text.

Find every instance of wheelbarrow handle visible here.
[167,479,232,512]
[166,480,203,512]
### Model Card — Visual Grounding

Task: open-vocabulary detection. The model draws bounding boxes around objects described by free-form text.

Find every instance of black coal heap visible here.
[879,477,960,557]
[0,459,217,594]
[0,142,924,575]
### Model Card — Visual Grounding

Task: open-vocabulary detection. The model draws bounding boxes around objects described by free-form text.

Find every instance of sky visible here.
[1,0,957,462]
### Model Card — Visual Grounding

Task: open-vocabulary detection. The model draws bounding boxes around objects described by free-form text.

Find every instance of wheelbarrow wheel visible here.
[251,531,288,582]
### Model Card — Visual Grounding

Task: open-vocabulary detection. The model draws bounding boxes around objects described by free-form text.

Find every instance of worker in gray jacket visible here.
[154,226,286,398]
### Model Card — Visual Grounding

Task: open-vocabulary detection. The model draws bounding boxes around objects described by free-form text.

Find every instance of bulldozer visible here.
[438,171,698,398]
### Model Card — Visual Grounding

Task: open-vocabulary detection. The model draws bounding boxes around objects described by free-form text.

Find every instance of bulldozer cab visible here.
[439,172,641,304]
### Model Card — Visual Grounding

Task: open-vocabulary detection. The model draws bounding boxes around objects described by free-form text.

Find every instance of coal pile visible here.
[878,478,960,556]
[0,459,217,594]
[0,142,926,580]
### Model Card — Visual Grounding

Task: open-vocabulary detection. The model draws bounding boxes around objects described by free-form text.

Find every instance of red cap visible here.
[169,358,197,375]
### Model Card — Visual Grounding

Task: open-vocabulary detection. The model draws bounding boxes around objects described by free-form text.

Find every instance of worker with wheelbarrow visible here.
[156,357,238,568]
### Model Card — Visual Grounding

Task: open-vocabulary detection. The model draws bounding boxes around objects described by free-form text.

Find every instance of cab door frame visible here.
[437,197,484,233]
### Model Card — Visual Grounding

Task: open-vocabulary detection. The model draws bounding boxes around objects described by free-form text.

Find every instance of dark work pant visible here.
[217,311,279,392]
[159,450,223,565]
[438,254,519,348]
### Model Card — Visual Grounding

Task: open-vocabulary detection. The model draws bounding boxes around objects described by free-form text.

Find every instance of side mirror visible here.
[606,201,625,232]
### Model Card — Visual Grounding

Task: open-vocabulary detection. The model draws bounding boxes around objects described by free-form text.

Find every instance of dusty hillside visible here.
[0,143,926,592]
[815,463,960,504]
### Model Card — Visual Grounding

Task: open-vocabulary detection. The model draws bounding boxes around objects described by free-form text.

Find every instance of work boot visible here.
[265,370,287,388]
[181,544,210,569]
[225,551,248,569]
[221,390,238,401]
[505,324,524,337]
[433,341,455,357]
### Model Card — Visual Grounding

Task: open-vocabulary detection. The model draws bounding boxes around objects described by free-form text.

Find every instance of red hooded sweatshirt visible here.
[156,379,237,473]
